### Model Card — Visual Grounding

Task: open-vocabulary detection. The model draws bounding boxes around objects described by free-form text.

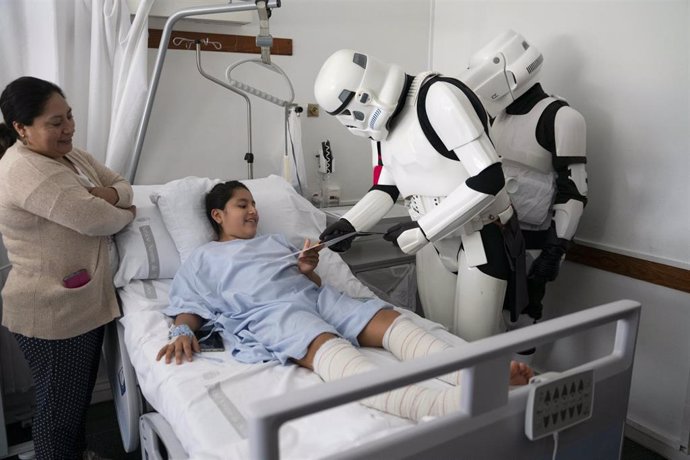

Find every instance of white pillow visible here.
[246,175,326,248]
[150,177,221,263]
[151,175,327,263]
[113,185,180,287]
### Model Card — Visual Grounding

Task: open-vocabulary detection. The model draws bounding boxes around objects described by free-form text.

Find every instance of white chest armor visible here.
[378,99,470,199]
[491,97,558,228]
[491,97,557,172]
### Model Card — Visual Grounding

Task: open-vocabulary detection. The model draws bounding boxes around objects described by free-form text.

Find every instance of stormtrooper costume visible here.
[314,49,527,341]
[460,30,588,326]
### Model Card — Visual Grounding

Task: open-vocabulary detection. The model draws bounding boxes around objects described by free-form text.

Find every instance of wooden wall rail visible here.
[566,244,690,294]
[148,29,292,55]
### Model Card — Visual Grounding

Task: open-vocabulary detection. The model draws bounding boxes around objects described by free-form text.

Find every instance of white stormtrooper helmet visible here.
[461,30,543,118]
[314,49,406,141]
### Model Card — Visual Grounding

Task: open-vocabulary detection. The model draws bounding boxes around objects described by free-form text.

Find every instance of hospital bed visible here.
[103,175,641,459]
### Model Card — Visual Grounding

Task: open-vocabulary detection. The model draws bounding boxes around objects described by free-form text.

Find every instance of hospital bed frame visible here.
[104,299,640,459]
[113,3,640,457]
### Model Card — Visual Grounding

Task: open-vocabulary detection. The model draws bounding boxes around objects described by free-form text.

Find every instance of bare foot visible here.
[510,361,534,385]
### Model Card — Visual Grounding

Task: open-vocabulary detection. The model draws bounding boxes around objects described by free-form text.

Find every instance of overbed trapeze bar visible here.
[126,0,282,183]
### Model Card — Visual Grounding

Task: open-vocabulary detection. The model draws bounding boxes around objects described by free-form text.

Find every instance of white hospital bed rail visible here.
[248,299,640,460]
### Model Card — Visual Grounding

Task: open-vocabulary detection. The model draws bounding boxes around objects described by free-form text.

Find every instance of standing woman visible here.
[0,76,135,460]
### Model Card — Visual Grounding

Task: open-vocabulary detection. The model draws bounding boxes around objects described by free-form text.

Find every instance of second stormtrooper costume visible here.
[491,84,588,324]
[461,30,588,326]
[314,50,527,341]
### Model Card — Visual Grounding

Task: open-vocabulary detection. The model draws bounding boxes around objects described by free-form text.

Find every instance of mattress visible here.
[118,272,466,459]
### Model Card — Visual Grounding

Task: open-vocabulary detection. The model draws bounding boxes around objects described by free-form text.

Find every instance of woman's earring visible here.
[20,133,27,145]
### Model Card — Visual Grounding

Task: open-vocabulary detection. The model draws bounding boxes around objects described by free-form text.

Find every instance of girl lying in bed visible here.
[156,180,533,422]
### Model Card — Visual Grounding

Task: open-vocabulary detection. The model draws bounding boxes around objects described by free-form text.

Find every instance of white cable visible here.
[552,431,559,460]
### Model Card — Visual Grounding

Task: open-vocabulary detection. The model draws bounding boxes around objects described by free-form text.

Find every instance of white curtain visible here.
[104,0,154,173]
[0,0,153,171]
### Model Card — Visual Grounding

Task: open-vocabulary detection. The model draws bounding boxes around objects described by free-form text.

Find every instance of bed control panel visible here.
[524,368,594,440]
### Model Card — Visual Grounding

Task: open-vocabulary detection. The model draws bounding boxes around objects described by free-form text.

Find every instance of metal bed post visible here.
[125,0,282,183]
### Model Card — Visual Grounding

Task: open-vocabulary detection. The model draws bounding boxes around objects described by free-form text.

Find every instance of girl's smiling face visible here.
[211,187,259,241]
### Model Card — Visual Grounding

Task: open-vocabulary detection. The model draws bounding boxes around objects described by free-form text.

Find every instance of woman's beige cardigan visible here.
[0,142,133,339]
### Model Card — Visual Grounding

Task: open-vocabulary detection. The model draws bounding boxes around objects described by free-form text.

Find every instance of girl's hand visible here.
[156,335,201,365]
[297,239,322,275]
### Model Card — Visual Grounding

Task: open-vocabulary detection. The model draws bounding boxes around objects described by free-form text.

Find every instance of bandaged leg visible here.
[382,315,462,385]
[312,337,460,421]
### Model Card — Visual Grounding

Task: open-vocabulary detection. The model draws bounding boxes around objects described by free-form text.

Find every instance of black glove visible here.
[529,226,570,282]
[319,218,356,252]
[383,221,422,248]
[522,278,547,320]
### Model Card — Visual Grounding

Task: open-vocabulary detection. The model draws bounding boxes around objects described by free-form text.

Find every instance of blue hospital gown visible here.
[164,234,388,364]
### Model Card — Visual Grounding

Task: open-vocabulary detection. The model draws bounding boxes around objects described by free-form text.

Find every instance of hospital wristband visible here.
[168,324,195,340]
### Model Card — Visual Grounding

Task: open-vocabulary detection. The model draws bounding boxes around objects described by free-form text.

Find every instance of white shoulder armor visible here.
[554,107,586,158]
[425,82,486,151]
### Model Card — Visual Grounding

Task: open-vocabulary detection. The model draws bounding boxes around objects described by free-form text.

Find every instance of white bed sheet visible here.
[119,263,467,459]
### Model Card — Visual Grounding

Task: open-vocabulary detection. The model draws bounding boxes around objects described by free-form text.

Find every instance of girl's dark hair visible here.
[0,76,65,158]
[205,180,250,238]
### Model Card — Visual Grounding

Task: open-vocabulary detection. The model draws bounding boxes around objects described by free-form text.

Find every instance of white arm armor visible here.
[555,107,586,160]
[419,83,500,241]
[418,182,494,241]
[341,189,395,231]
[553,199,583,240]
[553,107,588,240]
[398,83,505,252]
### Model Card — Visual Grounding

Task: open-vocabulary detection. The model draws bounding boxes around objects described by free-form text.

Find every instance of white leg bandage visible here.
[313,337,376,380]
[312,337,460,421]
[382,315,461,386]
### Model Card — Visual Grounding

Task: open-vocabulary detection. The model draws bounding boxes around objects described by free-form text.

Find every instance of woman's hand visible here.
[156,335,201,365]
[89,186,119,205]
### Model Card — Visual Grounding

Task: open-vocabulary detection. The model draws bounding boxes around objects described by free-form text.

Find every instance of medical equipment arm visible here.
[320,188,396,252]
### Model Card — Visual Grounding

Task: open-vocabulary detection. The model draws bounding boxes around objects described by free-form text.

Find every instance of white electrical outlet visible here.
[525,368,594,440]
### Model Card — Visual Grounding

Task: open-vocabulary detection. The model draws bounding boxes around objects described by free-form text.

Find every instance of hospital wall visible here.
[133,0,432,205]
[0,0,687,456]
[430,0,690,456]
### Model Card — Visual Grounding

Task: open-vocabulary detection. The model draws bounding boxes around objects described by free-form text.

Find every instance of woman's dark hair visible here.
[205,180,250,238]
[0,76,65,158]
